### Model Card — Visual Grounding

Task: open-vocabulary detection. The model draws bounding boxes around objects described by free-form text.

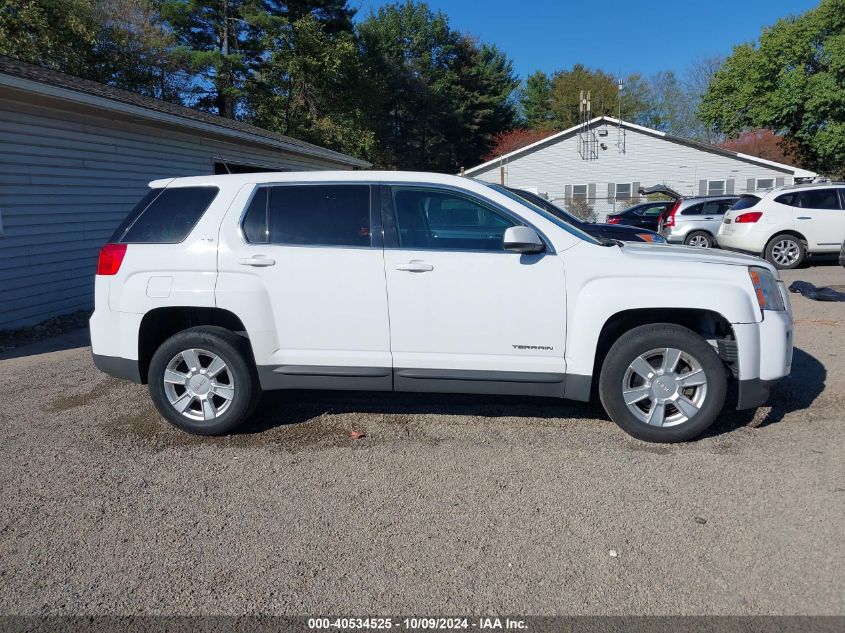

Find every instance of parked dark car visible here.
[489,184,667,244]
[605,200,672,230]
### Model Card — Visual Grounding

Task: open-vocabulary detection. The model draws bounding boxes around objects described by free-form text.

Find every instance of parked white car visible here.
[718,183,845,268]
[90,172,793,443]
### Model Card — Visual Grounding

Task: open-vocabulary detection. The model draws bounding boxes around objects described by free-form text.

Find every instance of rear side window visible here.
[796,189,842,210]
[266,185,371,247]
[681,203,704,216]
[112,187,219,243]
[732,195,760,211]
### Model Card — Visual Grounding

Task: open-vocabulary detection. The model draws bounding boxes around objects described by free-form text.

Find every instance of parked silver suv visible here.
[660,196,740,247]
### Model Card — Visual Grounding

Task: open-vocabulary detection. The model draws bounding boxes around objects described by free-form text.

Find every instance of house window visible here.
[756,178,774,191]
[615,183,632,200]
[572,184,588,200]
[707,180,726,196]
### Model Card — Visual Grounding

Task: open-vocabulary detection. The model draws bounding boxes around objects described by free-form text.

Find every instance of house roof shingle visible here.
[0,55,369,168]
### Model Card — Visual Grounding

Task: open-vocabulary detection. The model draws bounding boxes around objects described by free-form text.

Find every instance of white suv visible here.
[718,183,845,268]
[90,172,793,443]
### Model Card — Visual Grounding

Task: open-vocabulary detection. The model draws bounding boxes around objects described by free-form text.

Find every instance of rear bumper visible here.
[93,353,142,383]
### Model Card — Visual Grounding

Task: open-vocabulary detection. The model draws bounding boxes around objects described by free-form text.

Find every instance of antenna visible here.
[216,152,232,174]
[577,90,597,160]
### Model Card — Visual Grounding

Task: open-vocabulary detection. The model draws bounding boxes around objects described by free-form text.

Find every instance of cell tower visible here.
[578,90,598,160]
[616,78,626,154]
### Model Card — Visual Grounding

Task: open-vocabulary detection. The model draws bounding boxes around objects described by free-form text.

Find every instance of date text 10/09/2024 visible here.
[307,617,528,630]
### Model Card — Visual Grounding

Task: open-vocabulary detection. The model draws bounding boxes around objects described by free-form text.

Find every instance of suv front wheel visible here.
[599,324,727,442]
[148,327,261,435]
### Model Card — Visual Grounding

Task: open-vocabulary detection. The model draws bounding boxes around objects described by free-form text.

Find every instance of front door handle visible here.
[704,217,715,220]
[395,261,433,273]
[238,255,275,267]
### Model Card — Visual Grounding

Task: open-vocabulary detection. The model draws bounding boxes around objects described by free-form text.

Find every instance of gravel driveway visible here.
[1,264,843,616]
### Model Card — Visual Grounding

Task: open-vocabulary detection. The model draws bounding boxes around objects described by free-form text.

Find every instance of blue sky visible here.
[352,0,819,80]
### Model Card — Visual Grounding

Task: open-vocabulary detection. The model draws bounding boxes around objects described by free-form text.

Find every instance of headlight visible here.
[637,233,667,244]
[748,266,785,311]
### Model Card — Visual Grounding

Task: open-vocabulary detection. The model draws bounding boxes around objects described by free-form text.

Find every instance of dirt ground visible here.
[0,263,843,616]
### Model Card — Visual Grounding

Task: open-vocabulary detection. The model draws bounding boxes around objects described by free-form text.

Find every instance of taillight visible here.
[663,201,681,228]
[735,211,763,223]
[607,217,621,224]
[96,243,127,275]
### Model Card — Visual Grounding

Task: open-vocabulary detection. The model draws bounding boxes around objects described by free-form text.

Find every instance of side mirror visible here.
[503,226,545,254]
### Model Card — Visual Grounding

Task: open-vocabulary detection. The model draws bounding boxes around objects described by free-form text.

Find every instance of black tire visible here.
[764,233,806,269]
[684,231,714,248]
[148,326,260,435]
[599,324,727,443]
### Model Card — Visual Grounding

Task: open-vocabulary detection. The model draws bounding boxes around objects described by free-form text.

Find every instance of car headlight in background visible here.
[637,233,667,244]
[748,266,785,311]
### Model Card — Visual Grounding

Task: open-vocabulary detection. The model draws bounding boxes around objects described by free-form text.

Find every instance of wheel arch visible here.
[590,308,736,386]
[138,307,252,384]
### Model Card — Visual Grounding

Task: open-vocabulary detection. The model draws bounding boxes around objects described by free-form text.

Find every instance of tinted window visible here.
[267,185,370,247]
[700,200,732,216]
[796,189,842,210]
[114,187,219,243]
[775,193,797,206]
[642,204,666,217]
[391,187,515,251]
[242,188,269,243]
[732,195,760,211]
[681,203,704,216]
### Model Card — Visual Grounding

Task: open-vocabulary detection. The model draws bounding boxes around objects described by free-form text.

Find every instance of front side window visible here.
[615,183,632,200]
[390,187,516,251]
[112,186,219,244]
[572,184,588,200]
[243,184,371,247]
[795,188,842,210]
[707,180,726,196]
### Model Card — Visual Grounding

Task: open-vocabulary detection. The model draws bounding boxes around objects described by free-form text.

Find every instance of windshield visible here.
[485,183,602,245]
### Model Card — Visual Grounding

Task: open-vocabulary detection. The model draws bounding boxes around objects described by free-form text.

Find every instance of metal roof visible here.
[0,55,370,168]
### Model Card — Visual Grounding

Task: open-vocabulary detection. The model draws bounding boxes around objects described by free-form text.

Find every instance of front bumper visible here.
[736,378,781,409]
[732,309,793,409]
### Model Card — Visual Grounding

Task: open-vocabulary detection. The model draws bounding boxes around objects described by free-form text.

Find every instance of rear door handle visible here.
[797,216,812,220]
[395,261,433,273]
[238,255,275,267]
[704,217,715,220]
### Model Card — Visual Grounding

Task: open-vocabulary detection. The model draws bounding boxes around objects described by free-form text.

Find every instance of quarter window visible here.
[390,187,516,251]
[243,184,371,247]
[112,186,219,244]
[707,180,726,196]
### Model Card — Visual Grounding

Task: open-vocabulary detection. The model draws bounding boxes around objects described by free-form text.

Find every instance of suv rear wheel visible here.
[685,231,714,248]
[148,327,261,435]
[765,234,806,269]
[599,324,727,443]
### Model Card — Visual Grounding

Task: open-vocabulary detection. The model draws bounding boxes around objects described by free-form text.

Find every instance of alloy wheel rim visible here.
[163,348,235,422]
[621,347,708,427]
[772,240,800,266]
[688,235,710,248]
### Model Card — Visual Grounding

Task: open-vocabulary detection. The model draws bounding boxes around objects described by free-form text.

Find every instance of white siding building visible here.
[0,56,368,329]
[465,116,815,220]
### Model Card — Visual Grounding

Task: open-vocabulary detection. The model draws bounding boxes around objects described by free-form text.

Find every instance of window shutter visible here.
[746,178,755,192]
[588,183,596,202]
[565,185,572,204]
[607,183,615,200]
[776,177,785,187]
[699,180,707,195]
[727,179,735,194]
[632,181,640,198]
